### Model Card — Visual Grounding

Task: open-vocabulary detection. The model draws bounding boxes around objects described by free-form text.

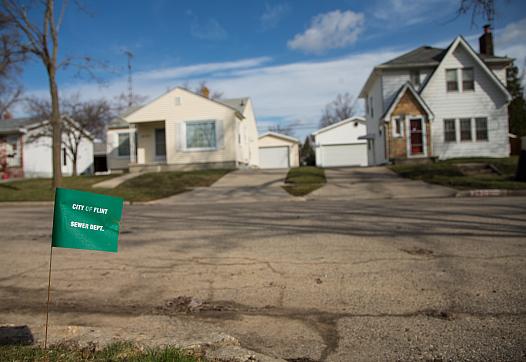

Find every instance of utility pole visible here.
[123,50,134,108]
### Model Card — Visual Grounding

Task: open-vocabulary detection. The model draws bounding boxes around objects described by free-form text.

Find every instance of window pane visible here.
[462,68,474,91]
[446,69,457,81]
[446,69,458,91]
[475,117,488,141]
[460,118,472,141]
[444,119,456,142]
[410,70,421,87]
[186,121,216,149]
[118,133,130,156]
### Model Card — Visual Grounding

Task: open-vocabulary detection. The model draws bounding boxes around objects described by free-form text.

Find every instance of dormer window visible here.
[410,70,421,87]
[462,68,474,91]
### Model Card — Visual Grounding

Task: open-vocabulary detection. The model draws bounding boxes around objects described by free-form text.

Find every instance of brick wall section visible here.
[387,90,432,160]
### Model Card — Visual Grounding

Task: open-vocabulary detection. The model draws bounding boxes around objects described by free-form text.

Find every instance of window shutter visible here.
[216,120,224,149]
[175,122,184,151]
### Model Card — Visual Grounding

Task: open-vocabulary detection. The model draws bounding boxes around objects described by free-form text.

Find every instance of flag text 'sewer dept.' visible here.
[45,188,124,347]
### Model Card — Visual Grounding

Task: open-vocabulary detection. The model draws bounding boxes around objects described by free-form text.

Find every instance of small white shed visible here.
[258,132,300,169]
[313,117,368,167]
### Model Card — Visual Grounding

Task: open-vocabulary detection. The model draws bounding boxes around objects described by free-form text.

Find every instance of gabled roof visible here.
[419,36,511,102]
[312,116,366,136]
[381,82,434,121]
[0,116,94,139]
[258,131,300,144]
[359,36,513,99]
[379,46,447,68]
[123,87,246,123]
[220,98,249,113]
[0,117,38,134]
[108,105,142,129]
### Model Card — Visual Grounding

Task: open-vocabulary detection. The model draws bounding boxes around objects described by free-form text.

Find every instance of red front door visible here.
[409,118,424,155]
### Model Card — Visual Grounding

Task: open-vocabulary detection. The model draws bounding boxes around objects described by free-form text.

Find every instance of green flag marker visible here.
[52,188,124,253]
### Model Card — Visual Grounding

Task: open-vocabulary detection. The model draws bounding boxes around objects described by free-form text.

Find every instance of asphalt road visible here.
[1,197,525,361]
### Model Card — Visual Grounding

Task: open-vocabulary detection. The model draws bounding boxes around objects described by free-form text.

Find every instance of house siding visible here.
[365,76,387,165]
[241,99,259,167]
[421,44,509,159]
[126,88,238,166]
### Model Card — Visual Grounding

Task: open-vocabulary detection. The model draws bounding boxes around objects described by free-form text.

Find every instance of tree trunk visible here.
[72,152,78,177]
[47,64,62,188]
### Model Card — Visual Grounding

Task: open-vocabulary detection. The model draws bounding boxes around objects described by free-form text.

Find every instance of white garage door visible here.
[259,146,289,169]
[321,144,367,167]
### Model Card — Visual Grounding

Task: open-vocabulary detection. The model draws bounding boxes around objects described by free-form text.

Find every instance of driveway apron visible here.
[154,169,297,204]
[310,166,455,200]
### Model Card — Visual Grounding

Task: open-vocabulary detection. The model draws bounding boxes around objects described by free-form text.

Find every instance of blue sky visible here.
[20,0,526,140]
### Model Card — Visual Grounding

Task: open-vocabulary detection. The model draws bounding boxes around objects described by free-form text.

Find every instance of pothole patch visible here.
[401,247,434,256]
[157,296,237,314]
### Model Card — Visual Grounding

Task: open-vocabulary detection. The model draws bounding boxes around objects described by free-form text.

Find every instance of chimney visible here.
[200,85,210,98]
[479,24,494,56]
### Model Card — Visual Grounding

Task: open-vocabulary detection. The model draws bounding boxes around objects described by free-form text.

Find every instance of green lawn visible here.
[390,157,526,190]
[0,169,231,202]
[0,342,198,362]
[283,166,326,196]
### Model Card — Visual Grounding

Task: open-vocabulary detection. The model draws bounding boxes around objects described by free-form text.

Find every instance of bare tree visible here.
[457,0,496,25]
[26,95,111,176]
[188,80,223,100]
[268,123,295,137]
[319,93,356,128]
[1,0,69,187]
[112,92,148,115]
[2,0,106,186]
[0,10,25,118]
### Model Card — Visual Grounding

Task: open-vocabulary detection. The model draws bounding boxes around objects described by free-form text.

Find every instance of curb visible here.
[455,189,526,197]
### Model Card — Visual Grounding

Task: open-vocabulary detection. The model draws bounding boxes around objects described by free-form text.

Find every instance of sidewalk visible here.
[92,172,142,189]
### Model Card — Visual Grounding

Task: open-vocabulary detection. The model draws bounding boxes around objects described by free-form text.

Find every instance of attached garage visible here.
[258,132,300,169]
[313,117,368,167]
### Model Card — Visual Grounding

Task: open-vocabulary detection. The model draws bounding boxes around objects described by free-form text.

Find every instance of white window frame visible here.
[410,70,421,88]
[183,119,218,152]
[443,119,457,143]
[474,117,489,142]
[459,118,473,142]
[392,116,404,138]
[462,68,475,92]
[446,68,459,92]
[117,132,131,158]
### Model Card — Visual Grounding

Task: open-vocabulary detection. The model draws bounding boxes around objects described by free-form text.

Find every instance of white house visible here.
[258,132,300,169]
[312,116,368,167]
[107,87,259,172]
[359,26,512,165]
[0,117,94,179]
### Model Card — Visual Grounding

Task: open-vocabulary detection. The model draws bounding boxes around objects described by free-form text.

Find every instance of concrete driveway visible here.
[155,169,296,204]
[310,166,456,200]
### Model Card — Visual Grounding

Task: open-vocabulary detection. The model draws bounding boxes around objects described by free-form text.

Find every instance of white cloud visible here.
[28,47,400,140]
[495,18,526,66]
[287,10,364,54]
[373,0,456,26]
[135,57,272,81]
[260,3,290,30]
[190,18,227,40]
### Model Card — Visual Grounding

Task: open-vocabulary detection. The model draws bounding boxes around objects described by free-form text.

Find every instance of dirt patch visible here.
[400,247,434,256]
[157,296,237,315]
[423,309,454,320]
